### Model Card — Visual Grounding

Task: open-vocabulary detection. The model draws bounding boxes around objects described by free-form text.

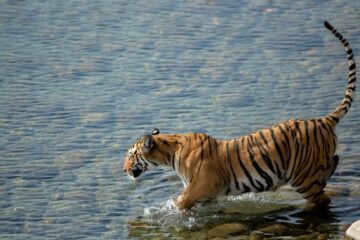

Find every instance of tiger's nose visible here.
[123,166,129,173]
[122,164,129,173]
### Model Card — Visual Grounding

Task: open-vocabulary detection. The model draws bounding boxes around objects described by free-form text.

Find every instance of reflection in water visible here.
[288,205,339,226]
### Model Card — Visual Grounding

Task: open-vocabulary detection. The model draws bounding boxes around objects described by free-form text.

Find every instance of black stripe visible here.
[310,120,320,151]
[303,188,324,200]
[216,167,230,194]
[260,129,283,180]
[345,94,353,102]
[298,179,322,194]
[301,142,316,180]
[220,161,231,194]
[289,121,304,185]
[196,158,204,177]
[324,21,333,31]
[255,180,264,191]
[207,136,213,156]
[297,160,326,192]
[319,120,337,158]
[258,130,268,145]
[349,71,356,78]
[320,118,337,138]
[199,134,204,160]
[278,124,291,165]
[303,120,313,164]
[189,174,193,184]
[254,134,276,175]
[269,128,286,171]
[348,77,356,85]
[171,154,175,170]
[311,120,322,172]
[178,143,184,171]
[349,62,356,71]
[319,119,336,157]
[139,156,149,169]
[247,135,274,189]
[329,115,339,123]
[285,124,299,181]
[347,49,353,55]
[295,121,311,177]
[236,137,262,191]
[349,73,356,79]
[258,130,280,177]
[347,86,356,92]
[242,183,250,193]
[343,99,352,108]
[318,121,330,161]
[227,141,240,190]
[282,123,296,181]
[196,135,205,176]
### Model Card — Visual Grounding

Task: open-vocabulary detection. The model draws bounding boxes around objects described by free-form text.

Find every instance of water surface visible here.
[1,0,359,239]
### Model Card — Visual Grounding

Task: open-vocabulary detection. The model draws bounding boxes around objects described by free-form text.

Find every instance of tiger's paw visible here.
[306,192,331,207]
[176,195,194,210]
[316,193,331,205]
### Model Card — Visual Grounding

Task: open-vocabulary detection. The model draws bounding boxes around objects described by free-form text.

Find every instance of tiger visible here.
[123,21,356,210]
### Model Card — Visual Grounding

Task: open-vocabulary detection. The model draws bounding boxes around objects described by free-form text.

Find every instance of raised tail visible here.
[324,21,356,123]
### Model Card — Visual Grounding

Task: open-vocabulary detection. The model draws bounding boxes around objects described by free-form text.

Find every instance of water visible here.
[1,0,359,239]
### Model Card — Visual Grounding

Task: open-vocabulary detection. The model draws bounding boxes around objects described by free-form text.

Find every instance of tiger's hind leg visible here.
[325,154,339,181]
[304,189,331,205]
[296,155,340,205]
[296,181,330,205]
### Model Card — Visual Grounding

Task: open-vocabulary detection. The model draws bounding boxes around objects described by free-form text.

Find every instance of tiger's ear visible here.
[141,134,153,153]
[152,128,160,135]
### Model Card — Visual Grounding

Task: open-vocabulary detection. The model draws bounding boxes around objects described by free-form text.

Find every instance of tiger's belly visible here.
[223,175,287,196]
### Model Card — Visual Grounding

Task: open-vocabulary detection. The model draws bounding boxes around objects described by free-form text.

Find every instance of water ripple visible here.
[1,0,360,239]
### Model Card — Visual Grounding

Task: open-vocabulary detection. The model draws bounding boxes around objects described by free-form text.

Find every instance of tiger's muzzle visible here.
[123,162,146,179]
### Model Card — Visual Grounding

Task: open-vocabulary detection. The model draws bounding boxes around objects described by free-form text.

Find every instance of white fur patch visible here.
[127,174,136,181]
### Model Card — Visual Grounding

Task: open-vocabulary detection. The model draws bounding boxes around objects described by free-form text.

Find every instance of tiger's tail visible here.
[324,21,356,123]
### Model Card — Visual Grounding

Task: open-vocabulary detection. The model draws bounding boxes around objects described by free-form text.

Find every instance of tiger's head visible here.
[123,128,171,179]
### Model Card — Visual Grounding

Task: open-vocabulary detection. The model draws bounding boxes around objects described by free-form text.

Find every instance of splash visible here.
[142,190,297,230]
[143,198,222,229]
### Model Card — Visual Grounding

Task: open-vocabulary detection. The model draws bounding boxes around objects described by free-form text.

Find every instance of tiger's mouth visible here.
[131,167,143,178]
[127,164,146,179]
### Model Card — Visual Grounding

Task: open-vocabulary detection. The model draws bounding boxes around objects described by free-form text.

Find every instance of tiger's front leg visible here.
[176,184,214,209]
[176,175,219,210]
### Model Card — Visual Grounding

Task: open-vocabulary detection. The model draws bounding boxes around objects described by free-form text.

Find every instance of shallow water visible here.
[1,0,360,239]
